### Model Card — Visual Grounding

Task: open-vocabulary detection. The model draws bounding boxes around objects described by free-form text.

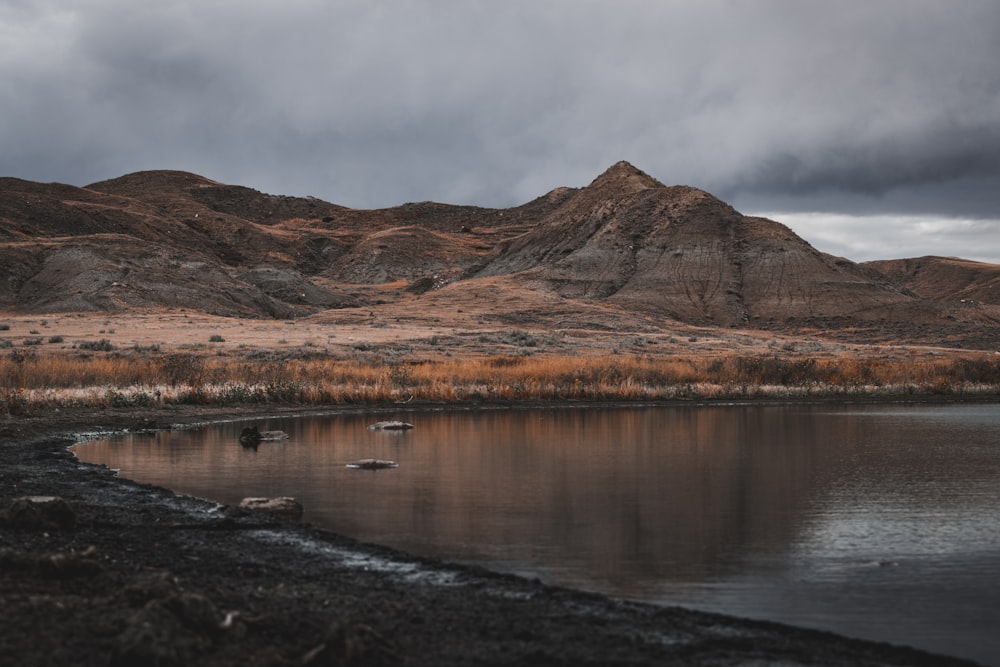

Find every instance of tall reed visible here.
[2,350,998,414]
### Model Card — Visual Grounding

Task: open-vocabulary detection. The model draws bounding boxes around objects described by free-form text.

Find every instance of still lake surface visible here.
[75,403,1000,665]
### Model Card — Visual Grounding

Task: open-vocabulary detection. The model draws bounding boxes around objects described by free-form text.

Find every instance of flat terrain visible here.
[0,308,978,366]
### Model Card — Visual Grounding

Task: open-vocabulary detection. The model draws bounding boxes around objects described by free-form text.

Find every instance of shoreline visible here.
[2,401,988,666]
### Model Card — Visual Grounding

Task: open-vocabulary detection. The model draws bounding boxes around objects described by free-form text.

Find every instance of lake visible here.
[74,402,1000,665]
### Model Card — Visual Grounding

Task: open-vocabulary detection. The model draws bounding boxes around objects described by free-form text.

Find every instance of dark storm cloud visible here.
[2,1,998,260]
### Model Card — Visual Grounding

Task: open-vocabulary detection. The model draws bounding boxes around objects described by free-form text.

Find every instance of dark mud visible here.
[0,405,982,666]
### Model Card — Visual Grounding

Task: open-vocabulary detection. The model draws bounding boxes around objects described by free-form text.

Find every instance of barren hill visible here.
[864,256,1000,305]
[472,162,914,328]
[2,164,998,349]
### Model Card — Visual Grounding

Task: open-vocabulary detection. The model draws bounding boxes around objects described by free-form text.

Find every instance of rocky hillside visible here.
[864,256,1000,305]
[2,163,998,349]
[472,162,914,328]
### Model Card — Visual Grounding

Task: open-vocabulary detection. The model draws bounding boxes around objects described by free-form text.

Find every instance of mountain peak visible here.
[87,170,219,196]
[586,161,663,193]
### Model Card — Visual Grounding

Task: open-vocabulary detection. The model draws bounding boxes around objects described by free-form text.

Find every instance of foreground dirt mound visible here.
[2,164,999,349]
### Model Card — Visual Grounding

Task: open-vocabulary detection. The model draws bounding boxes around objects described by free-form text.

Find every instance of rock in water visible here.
[239,427,288,447]
[367,421,414,431]
[346,459,398,470]
[239,426,262,447]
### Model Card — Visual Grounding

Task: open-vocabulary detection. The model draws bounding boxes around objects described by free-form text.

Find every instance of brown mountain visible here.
[2,163,998,349]
[472,162,914,327]
[863,256,1000,305]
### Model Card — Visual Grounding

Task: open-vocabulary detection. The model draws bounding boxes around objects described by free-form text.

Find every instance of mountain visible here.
[471,162,913,327]
[1,164,998,349]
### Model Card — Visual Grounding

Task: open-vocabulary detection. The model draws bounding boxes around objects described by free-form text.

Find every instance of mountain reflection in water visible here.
[76,404,1000,666]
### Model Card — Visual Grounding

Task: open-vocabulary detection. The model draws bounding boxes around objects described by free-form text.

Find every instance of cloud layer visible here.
[3,1,999,260]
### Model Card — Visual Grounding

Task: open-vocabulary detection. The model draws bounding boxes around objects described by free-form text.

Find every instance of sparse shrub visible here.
[209,334,225,343]
[243,349,278,361]
[22,337,43,346]
[264,380,302,402]
[479,330,541,348]
[6,348,36,364]
[176,387,211,405]
[0,387,28,416]
[48,335,64,344]
[159,353,204,387]
[77,339,116,352]
[29,330,39,335]
[217,383,266,404]
[104,388,157,408]
[0,324,9,330]
[733,356,822,386]
[486,355,525,368]
[946,357,1000,384]
[388,364,414,388]
[508,330,539,347]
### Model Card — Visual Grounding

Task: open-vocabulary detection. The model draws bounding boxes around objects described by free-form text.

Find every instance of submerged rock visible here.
[346,459,398,470]
[239,426,262,446]
[239,426,289,447]
[367,421,414,431]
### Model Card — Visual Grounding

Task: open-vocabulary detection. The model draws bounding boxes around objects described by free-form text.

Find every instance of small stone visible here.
[238,496,303,519]
[367,421,414,431]
[346,459,398,470]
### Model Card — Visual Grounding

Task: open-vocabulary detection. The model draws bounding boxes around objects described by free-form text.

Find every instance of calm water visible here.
[75,403,1000,665]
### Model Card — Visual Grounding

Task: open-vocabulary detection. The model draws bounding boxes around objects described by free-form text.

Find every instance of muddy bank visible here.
[0,405,981,666]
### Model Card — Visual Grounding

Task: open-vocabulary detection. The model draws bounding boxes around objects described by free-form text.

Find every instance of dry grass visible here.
[3,348,999,415]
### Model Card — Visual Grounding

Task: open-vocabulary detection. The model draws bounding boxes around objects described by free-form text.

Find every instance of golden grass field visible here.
[3,310,998,415]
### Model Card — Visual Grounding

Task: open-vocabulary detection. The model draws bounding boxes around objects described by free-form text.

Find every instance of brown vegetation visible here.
[4,345,998,415]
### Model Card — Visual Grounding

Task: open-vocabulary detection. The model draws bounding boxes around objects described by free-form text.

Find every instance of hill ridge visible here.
[1,163,998,349]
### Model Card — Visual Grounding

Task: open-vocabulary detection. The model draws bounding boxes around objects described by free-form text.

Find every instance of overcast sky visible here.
[3,1,999,263]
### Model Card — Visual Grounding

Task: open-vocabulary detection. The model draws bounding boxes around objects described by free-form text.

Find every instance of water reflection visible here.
[76,404,1000,665]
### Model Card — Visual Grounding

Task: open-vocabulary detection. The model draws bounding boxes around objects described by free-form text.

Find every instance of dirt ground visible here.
[0,403,982,666]
[0,309,973,365]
